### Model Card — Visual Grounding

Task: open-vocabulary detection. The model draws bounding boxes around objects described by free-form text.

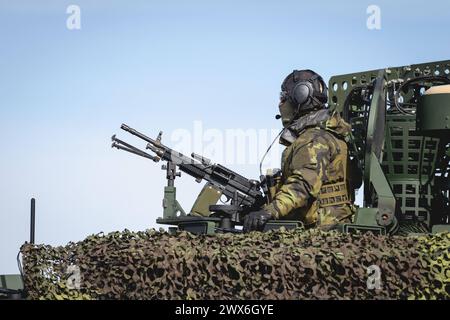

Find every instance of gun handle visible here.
[263,169,282,203]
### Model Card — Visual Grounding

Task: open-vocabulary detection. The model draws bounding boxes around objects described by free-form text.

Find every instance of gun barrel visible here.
[121,124,161,147]
[112,141,159,162]
[112,135,140,152]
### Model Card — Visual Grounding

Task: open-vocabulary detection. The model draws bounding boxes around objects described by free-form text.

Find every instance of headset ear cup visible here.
[282,70,327,114]
[292,83,311,106]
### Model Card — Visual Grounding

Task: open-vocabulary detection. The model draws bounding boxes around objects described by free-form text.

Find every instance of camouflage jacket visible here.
[264,109,355,228]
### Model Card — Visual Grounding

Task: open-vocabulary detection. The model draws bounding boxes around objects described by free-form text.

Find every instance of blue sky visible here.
[1,0,449,273]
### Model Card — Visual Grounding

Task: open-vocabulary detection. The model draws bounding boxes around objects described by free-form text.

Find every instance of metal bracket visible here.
[162,186,186,219]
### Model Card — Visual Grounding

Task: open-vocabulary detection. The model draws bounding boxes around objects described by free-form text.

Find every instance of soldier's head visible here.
[278,69,328,128]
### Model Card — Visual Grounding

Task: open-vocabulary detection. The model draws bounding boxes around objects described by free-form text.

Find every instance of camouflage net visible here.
[20,228,449,300]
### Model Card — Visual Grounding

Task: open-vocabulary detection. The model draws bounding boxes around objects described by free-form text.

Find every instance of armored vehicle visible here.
[2,60,449,299]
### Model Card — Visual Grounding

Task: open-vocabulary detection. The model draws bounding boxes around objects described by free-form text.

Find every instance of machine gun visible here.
[112,124,297,234]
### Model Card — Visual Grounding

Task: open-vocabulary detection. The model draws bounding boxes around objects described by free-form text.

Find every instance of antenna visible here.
[30,198,35,244]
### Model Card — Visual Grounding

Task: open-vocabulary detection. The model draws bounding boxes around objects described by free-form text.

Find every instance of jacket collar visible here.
[279,109,331,146]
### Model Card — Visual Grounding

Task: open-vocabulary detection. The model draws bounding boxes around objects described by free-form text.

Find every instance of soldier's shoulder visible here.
[292,126,330,148]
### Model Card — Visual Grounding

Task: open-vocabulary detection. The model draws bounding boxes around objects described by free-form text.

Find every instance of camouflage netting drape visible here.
[20,228,449,300]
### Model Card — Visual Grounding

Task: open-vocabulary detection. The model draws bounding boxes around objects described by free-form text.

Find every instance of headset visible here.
[276,70,328,120]
[290,70,328,108]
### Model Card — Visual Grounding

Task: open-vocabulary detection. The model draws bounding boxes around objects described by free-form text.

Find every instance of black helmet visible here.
[280,69,328,114]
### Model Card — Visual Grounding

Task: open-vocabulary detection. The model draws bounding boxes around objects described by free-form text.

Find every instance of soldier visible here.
[243,69,356,232]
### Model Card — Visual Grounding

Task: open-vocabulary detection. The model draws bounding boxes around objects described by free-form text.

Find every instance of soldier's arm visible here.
[264,132,332,219]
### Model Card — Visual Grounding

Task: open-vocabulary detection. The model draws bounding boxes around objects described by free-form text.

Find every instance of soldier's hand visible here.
[243,209,272,233]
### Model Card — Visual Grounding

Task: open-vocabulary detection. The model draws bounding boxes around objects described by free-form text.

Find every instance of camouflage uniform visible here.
[264,109,355,229]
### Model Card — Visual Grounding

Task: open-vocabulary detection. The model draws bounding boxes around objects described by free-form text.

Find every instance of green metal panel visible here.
[417,92,450,135]
[328,60,450,113]
[431,224,450,234]
[0,274,23,291]
[381,114,438,225]
[369,153,396,221]
[329,59,450,232]
[263,220,302,232]
[362,71,394,210]
[340,208,387,235]
[352,208,381,226]
[179,221,216,235]
[190,184,222,217]
[162,186,186,219]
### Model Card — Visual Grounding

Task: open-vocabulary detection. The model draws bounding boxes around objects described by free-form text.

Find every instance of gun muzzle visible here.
[120,124,131,131]
[120,123,163,147]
